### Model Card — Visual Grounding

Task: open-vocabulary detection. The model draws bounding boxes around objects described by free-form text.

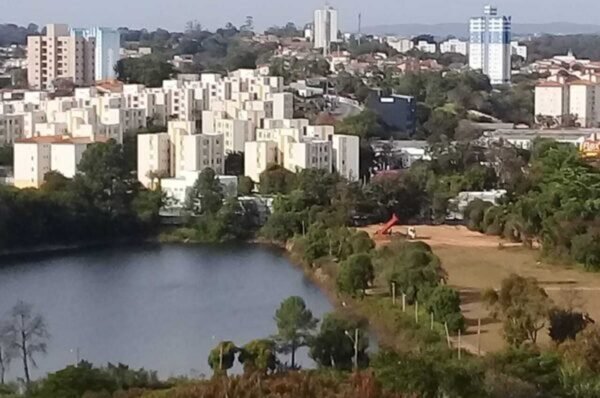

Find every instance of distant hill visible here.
[363,22,600,38]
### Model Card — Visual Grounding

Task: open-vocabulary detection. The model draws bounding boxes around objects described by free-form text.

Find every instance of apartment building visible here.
[440,39,468,56]
[534,77,600,127]
[386,37,414,53]
[332,135,360,181]
[13,136,93,188]
[71,27,120,80]
[244,141,279,182]
[27,24,96,90]
[469,5,512,85]
[137,133,170,188]
[313,6,339,51]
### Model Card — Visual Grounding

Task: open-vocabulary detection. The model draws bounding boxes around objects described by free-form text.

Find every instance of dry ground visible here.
[360,224,600,353]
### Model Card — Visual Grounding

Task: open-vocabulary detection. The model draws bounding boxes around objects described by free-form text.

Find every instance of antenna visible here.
[358,13,362,44]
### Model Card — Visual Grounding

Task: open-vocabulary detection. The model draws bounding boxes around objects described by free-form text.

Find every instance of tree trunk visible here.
[21,315,30,384]
[0,348,5,385]
[290,341,296,369]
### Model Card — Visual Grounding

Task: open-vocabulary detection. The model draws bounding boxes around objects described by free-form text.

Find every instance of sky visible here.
[5,0,600,32]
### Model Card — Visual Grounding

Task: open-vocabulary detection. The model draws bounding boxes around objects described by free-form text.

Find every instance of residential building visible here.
[13,136,95,188]
[27,24,96,90]
[332,134,360,180]
[510,41,527,60]
[415,40,437,54]
[244,141,279,182]
[72,27,120,80]
[469,5,511,85]
[137,132,170,188]
[534,81,570,124]
[313,6,339,51]
[440,39,468,56]
[569,80,600,128]
[386,37,414,53]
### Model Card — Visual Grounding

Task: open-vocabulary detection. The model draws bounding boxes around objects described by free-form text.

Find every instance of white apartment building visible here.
[27,24,96,90]
[415,41,437,54]
[510,41,527,60]
[469,5,511,85]
[440,39,468,56]
[313,6,339,51]
[137,132,170,188]
[284,139,332,174]
[182,133,224,175]
[386,37,414,53]
[332,134,360,181]
[534,81,569,122]
[244,141,279,183]
[13,136,93,188]
[534,78,600,128]
[569,81,600,128]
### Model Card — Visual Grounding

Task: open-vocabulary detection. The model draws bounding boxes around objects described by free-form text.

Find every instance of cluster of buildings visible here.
[534,52,600,128]
[136,68,359,208]
[27,23,120,90]
[0,67,358,207]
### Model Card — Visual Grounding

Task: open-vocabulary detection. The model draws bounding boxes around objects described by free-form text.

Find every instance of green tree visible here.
[186,168,224,215]
[238,339,277,374]
[115,55,175,87]
[309,313,369,370]
[224,152,244,176]
[425,286,465,333]
[336,110,382,139]
[237,176,254,196]
[32,362,115,398]
[259,164,296,194]
[336,253,375,298]
[483,274,552,346]
[273,296,318,369]
[207,341,238,376]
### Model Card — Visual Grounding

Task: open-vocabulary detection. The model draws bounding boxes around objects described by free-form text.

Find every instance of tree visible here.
[3,301,49,384]
[273,296,318,369]
[0,324,15,385]
[33,362,115,398]
[237,176,254,196]
[483,274,552,346]
[309,313,369,370]
[0,145,13,166]
[548,309,592,344]
[224,152,244,176]
[208,341,237,376]
[335,110,382,140]
[336,253,375,298]
[238,339,277,374]
[259,164,296,194]
[115,55,175,87]
[186,168,224,215]
[425,286,465,333]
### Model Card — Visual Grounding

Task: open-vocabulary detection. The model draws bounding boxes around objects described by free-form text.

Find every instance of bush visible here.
[463,199,493,232]
[548,308,591,343]
[483,206,506,235]
[570,229,600,271]
[336,253,375,298]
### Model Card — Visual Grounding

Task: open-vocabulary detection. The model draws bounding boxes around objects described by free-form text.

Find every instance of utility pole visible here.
[391,282,396,305]
[358,13,362,45]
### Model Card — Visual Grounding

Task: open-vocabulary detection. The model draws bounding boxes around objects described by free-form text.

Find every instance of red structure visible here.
[375,214,399,235]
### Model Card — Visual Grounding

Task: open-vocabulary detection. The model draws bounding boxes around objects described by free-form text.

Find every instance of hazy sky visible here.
[6,0,600,31]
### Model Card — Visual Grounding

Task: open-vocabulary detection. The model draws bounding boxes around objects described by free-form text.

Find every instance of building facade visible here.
[440,39,468,56]
[469,5,511,85]
[72,27,121,81]
[313,6,339,51]
[27,24,96,90]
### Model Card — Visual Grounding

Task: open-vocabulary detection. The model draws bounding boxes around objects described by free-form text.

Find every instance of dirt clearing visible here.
[360,224,600,353]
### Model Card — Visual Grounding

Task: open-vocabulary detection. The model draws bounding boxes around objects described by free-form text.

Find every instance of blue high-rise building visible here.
[71,27,121,81]
[469,5,511,85]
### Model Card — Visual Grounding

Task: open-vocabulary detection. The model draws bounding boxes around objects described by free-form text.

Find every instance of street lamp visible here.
[344,329,359,371]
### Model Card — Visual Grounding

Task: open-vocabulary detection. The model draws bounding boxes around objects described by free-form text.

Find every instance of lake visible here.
[0,243,333,379]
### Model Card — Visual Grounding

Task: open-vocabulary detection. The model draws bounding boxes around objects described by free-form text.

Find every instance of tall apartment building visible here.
[313,6,339,51]
[72,27,121,81]
[469,5,511,85]
[27,24,96,90]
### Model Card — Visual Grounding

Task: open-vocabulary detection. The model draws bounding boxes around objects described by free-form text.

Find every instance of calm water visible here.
[0,243,333,379]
